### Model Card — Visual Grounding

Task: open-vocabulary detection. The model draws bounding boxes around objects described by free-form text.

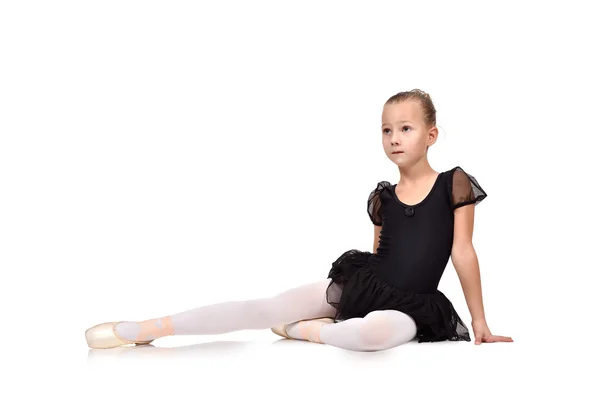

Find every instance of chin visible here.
[394,157,413,168]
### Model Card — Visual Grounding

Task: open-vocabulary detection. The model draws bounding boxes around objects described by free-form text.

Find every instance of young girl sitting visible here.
[85,88,513,351]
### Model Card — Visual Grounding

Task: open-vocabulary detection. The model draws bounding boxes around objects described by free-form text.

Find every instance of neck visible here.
[397,159,437,185]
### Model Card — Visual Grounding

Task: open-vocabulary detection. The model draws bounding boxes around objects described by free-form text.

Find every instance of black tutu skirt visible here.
[326,249,471,343]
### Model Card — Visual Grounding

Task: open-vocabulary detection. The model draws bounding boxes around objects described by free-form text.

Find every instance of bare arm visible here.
[452,203,513,344]
[451,203,485,321]
[373,224,382,253]
[449,168,512,344]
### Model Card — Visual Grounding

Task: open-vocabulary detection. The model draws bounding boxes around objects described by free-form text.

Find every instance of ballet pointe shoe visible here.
[85,322,154,349]
[271,318,334,344]
[271,323,291,339]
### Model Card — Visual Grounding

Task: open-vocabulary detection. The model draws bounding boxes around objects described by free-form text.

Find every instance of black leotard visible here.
[325,166,487,343]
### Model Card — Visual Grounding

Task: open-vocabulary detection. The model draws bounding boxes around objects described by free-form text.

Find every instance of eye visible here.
[382,126,411,134]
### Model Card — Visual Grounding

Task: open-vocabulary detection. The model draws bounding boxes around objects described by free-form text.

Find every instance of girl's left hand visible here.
[472,319,513,344]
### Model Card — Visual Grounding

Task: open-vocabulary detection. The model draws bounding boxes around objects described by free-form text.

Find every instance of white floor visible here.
[75,330,587,417]
[3,323,591,417]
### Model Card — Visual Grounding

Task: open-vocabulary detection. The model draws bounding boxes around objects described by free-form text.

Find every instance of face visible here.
[381,100,437,166]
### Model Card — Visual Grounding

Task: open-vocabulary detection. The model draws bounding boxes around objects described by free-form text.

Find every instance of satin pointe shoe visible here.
[271,318,334,344]
[85,321,154,349]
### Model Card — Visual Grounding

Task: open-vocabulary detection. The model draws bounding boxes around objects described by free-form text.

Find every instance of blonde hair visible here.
[384,89,437,128]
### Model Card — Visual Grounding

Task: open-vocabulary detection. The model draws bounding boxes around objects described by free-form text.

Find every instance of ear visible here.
[427,126,438,146]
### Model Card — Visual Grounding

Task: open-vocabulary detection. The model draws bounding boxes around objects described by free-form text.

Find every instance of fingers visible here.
[485,335,513,343]
[493,335,513,342]
[474,335,514,344]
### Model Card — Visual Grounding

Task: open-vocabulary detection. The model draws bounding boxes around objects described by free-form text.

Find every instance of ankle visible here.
[136,316,174,341]
[291,319,326,344]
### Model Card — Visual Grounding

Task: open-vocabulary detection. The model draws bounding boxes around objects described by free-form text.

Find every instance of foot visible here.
[271,318,334,344]
[85,317,175,349]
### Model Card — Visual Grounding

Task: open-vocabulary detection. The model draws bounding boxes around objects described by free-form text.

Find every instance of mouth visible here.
[392,151,404,154]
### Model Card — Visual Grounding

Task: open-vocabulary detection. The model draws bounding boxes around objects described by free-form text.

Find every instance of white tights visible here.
[115,279,417,352]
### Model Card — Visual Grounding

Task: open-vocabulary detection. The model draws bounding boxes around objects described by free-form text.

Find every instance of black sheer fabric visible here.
[450,166,487,209]
[367,181,389,226]
[326,166,486,343]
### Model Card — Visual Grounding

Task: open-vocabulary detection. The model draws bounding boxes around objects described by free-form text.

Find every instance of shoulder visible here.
[446,165,467,177]
[446,166,488,209]
[367,181,392,226]
[440,166,464,189]
[369,180,392,198]
[444,166,478,184]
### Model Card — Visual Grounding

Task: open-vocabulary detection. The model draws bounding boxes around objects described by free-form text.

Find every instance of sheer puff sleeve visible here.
[450,167,487,210]
[367,181,390,226]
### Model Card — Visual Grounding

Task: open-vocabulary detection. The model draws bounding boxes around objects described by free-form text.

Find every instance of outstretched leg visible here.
[88,279,337,347]
[284,310,417,352]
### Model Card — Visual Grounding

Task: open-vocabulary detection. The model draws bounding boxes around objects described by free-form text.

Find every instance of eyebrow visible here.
[381,120,412,127]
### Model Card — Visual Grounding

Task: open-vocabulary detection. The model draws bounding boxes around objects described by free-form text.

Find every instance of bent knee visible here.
[359,311,417,349]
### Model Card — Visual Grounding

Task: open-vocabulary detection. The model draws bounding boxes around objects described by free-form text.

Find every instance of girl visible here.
[85,89,512,351]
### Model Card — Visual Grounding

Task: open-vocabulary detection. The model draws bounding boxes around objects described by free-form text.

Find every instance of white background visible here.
[1,0,598,416]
